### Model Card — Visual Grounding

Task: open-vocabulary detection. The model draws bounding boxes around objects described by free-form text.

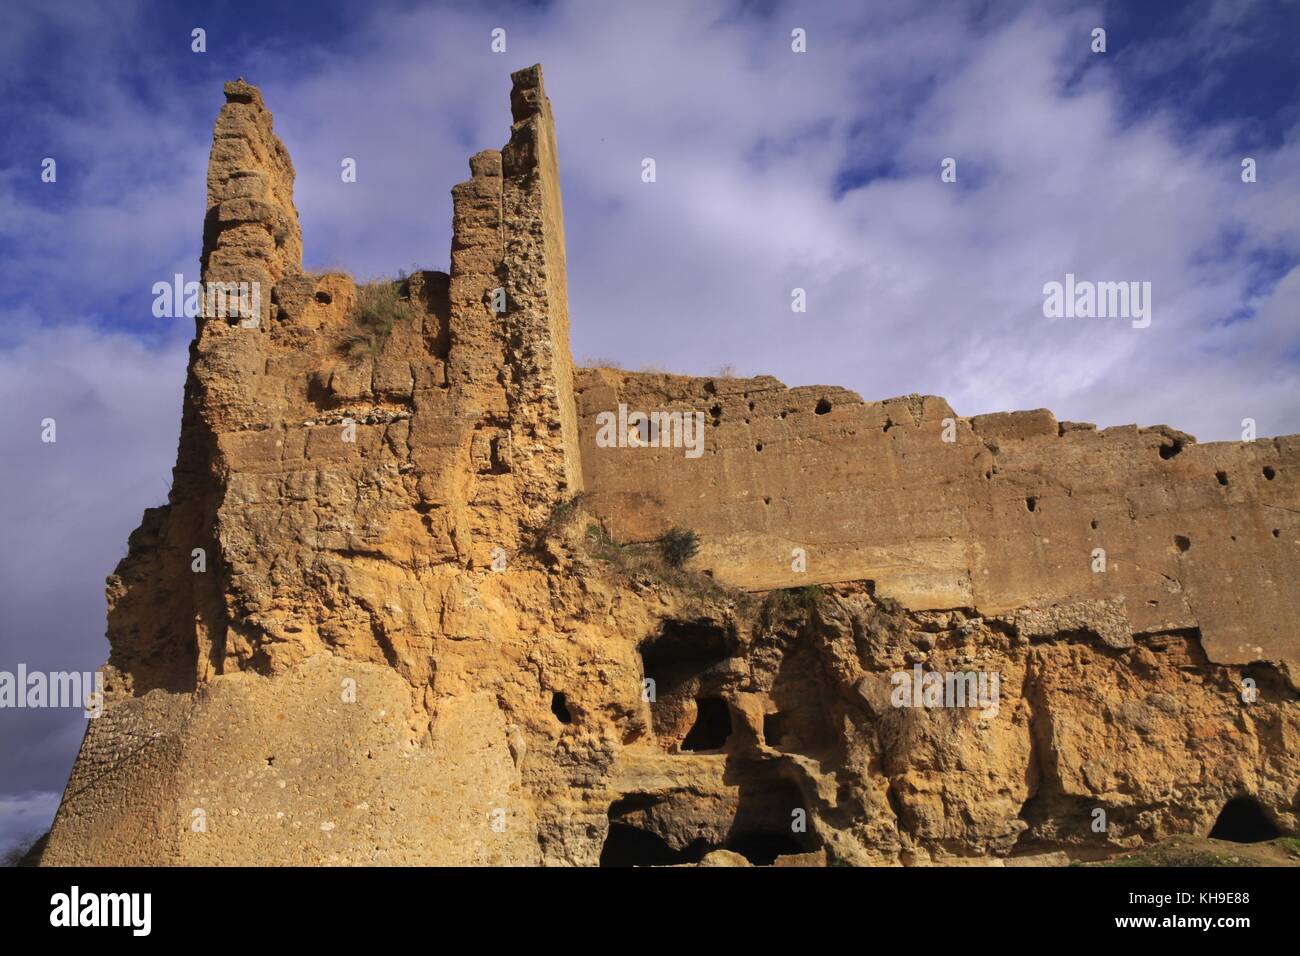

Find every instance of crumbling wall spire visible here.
[201,79,302,327]
[499,64,584,511]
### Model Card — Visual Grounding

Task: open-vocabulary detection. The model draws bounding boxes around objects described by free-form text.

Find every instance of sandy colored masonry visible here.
[42,66,1299,867]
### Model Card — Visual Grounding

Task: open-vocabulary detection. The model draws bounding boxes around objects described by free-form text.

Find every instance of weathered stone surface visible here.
[43,68,1299,867]
[574,370,1299,679]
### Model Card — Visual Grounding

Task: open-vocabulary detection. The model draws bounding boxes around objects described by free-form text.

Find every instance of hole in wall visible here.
[599,824,708,867]
[1158,440,1184,460]
[726,778,815,864]
[1026,497,1038,513]
[814,398,832,415]
[1273,529,1281,538]
[1090,518,1099,530]
[1174,534,1191,552]
[726,833,806,865]
[599,793,710,867]
[681,698,732,752]
[755,442,764,452]
[763,712,786,747]
[1216,471,1229,486]
[551,691,572,724]
[314,291,332,305]
[1208,795,1281,843]
[1263,466,1276,480]
[639,620,733,696]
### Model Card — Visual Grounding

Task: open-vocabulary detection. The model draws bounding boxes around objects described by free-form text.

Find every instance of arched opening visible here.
[763,712,787,747]
[726,832,806,866]
[599,824,709,867]
[639,619,732,695]
[725,778,816,865]
[681,697,732,752]
[550,691,572,724]
[1208,796,1280,843]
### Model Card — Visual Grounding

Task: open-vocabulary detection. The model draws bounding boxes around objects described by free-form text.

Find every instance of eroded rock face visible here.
[575,370,1300,679]
[43,67,1299,867]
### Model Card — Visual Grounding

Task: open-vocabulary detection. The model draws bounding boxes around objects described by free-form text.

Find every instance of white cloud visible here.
[0,791,62,857]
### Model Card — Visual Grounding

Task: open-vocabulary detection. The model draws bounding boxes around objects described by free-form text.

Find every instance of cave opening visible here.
[639,619,733,694]
[1208,795,1280,843]
[681,697,732,752]
[600,793,711,867]
[763,712,787,747]
[726,832,807,866]
[551,691,572,724]
[599,824,709,867]
[725,778,816,865]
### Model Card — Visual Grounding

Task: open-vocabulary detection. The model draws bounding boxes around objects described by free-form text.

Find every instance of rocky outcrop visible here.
[43,66,1299,866]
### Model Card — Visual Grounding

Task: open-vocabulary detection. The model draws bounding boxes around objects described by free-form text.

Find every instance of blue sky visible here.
[1,0,1298,852]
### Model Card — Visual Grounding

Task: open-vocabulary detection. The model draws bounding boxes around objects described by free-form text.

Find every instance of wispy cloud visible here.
[0,791,63,858]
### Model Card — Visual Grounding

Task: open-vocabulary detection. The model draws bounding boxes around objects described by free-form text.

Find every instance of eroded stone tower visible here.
[43,66,1300,867]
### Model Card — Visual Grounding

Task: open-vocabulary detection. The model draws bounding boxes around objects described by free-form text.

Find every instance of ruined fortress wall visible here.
[43,68,587,866]
[501,65,584,507]
[40,66,1300,868]
[203,79,303,319]
[574,369,1300,677]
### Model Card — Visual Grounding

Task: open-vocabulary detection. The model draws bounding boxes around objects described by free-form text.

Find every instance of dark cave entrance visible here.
[639,619,733,696]
[726,832,807,866]
[1208,796,1281,843]
[550,691,572,724]
[598,773,820,866]
[599,793,710,867]
[681,697,732,752]
[725,778,816,865]
[763,712,787,747]
[598,824,708,867]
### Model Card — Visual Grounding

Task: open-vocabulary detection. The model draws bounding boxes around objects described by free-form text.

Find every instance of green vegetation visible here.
[658,527,700,567]
[763,583,826,619]
[339,273,414,361]
[537,493,735,606]
[1088,834,1300,867]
